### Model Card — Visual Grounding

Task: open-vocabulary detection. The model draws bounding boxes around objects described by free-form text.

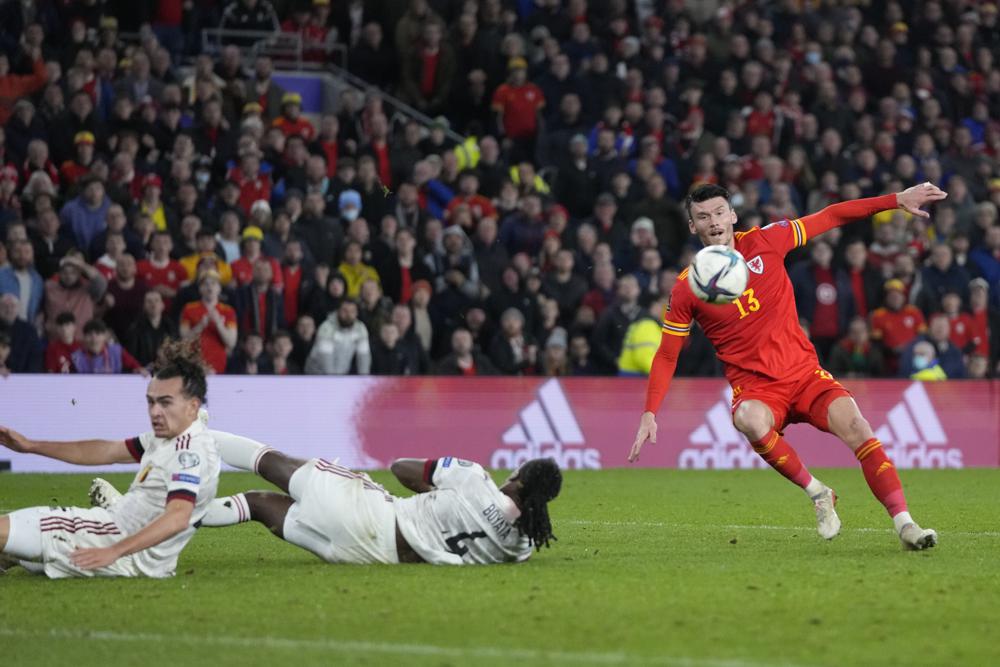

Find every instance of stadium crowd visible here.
[0,0,999,381]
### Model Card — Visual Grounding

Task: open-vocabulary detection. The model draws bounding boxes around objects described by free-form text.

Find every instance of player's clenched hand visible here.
[896,182,947,218]
[70,546,121,570]
[0,426,32,453]
[628,411,657,463]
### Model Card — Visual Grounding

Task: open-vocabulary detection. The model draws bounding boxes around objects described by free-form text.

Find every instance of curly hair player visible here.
[0,342,221,577]
[629,182,947,550]
[93,429,562,566]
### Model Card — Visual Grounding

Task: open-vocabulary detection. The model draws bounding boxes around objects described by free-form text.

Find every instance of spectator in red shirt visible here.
[280,239,306,327]
[236,258,285,341]
[180,270,238,374]
[937,289,977,352]
[272,93,316,141]
[229,151,272,216]
[968,278,997,362]
[59,131,95,188]
[791,240,855,362]
[44,312,80,373]
[135,232,178,299]
[491,57,545,162]
[843,238,885,318]
[231,225,283,289]
[870,279,927,374]
[746,90,777,137]
[400,20,456,116]
[445,170,497,227]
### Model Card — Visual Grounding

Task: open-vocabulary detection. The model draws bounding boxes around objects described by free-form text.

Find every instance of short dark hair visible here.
[55,312,76,326]
[82,318,109,335]
[684,184,733,220]
[154,340,208,404]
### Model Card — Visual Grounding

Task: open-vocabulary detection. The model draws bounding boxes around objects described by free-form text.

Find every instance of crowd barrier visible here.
[0,376,997,473]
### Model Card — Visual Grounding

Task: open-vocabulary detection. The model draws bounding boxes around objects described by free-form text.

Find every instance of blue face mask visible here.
[913,355,931,370]
[805,51,822,65]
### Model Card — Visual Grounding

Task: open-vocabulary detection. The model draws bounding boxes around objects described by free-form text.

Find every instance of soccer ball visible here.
[688,245,749,304]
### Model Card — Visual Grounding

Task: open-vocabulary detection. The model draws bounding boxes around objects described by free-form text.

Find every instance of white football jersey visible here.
[394,457,532,565]
[111,419,220,577]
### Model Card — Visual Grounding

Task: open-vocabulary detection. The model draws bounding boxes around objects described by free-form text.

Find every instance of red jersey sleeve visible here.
[758,219,809,257]
[661,273,696,336]
[643,277,695,413]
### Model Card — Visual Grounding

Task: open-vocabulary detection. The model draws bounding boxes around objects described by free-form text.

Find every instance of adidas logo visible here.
[876,461,894,476]
[679,387,767,470]
[492,379,600,470]
[873,383,962,468]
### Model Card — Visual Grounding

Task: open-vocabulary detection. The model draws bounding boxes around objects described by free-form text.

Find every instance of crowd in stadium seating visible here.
[1,0,999,381]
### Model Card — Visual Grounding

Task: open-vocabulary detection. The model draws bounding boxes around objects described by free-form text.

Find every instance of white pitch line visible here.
[0,627,815,667]
[564,520,1000,538]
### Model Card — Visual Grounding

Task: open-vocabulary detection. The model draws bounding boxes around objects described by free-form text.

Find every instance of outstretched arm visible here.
[0,426,134,465]
[391,458,435,493]
[629,332,684,463]
[800,182,948,239]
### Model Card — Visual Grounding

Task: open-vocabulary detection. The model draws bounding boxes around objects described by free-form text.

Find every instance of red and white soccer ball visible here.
[688,245,749,304]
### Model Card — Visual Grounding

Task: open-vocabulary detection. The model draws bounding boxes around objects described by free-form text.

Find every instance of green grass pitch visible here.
[1,468,998,667]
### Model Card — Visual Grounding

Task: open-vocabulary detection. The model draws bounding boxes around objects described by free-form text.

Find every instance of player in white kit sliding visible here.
[93,432,562,565]
[0,343,220,578]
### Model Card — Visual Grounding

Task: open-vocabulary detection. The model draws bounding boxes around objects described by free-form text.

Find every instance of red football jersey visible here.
[137,258,186,307]
[662,219,816,386]
[181,301,237,373]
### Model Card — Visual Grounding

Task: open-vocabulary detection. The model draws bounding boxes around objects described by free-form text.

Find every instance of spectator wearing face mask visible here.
[906,340,948,381]
[898,313,965,379]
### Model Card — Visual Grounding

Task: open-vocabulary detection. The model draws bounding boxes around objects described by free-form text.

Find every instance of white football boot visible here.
[89,478,123,509]
[899,522,938,550]
[811,485,841,540]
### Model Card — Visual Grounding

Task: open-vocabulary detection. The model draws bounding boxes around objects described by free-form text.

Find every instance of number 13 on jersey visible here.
[734,289,761,319]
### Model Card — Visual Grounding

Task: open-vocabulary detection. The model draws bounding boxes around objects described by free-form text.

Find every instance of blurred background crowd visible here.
[0,0,998,381]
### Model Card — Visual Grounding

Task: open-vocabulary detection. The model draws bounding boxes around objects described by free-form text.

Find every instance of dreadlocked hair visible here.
[514,458,562,551]
[153,340,208,405]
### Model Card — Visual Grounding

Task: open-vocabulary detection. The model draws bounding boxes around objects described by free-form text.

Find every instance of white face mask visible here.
[913,355,932,370]
[341,208,359,222]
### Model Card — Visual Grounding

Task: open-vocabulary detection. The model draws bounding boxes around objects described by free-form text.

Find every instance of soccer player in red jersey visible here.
[629,182,947,550]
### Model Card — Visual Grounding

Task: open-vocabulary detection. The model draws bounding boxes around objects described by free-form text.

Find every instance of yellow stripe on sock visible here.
[855,439,882,461]
[753,432,780,455]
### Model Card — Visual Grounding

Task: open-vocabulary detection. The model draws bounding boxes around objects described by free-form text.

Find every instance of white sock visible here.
[202,494,251,527]
[805,477,825,498]
[19,560,44,574]
[211,431,273,473]
[892,511,914,534]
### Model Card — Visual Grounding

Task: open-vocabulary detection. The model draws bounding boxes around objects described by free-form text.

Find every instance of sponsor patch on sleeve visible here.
[171,473,201,485]
[441,456,453,468]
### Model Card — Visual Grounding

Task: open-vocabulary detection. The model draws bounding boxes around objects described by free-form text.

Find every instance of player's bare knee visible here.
[844,415,874,447]
[257,452,305,494]
[733,403,770,441]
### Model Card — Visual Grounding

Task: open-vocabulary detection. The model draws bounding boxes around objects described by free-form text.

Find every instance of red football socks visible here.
[856,438,908,517]
[750,431,814,489]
